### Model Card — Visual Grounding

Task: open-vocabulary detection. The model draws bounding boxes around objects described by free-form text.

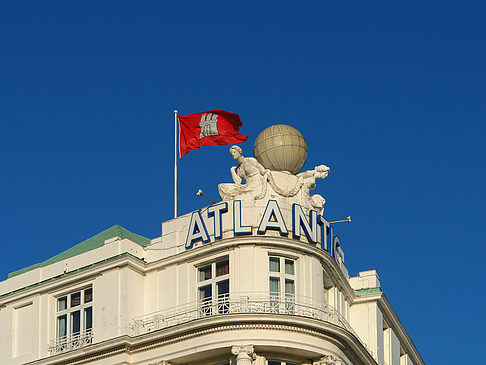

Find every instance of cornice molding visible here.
[24,313,377,365]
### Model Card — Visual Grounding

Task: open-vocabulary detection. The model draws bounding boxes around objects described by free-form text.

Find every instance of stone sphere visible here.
[253,124,308,174]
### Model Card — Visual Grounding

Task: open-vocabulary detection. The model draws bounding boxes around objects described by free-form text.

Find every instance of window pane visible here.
[57,315,67,338]
[285,259,295,275]
[269,277,280,294]
[84,307,93,330]
[268,361,281,365]
[57,296,67,311]
[198,284,212,301]
[198,284,212,316]
[285,279,295,295]
[269,257,280,272]
[84,288,92,303]
[71,292,81,307]
[71,310,81,334]
[216,259,229,276]
[217,279,229,296]
[198,265,212,282]
[217,279,230,314]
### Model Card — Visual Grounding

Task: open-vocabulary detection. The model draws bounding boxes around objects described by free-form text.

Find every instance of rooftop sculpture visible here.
[218,124,330,214]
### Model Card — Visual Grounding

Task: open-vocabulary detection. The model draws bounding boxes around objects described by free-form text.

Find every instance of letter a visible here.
[258,200,288,235]
[185,211,210,249]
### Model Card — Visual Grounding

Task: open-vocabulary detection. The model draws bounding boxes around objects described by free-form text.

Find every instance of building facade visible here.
[0,142,425,365]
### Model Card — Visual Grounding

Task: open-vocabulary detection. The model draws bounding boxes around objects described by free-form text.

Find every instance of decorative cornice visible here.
[25,316,377,365]
[127,315,376,365]
[130,322,342,354]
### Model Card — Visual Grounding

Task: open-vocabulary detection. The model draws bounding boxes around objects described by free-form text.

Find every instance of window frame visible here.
[268,255,296,313]
[55,286,93,340]
[268,256,296,297]
[197,257,230,315]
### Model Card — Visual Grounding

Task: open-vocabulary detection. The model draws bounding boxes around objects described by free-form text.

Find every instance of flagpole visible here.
[174,110,178,218]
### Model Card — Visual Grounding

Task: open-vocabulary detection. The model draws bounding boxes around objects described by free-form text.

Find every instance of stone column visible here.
[231,345,255,365]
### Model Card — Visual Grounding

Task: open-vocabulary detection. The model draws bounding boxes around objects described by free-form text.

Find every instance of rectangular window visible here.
[269,257,280,272]
[285,279,295,295]
[57,296,67,311]
[284,259,294,275]
[71,292,81,307]
[216,259,229,276]
[269,277,280,295]
[84,307,93,330]
[198,265,212,282]
[56,287,93,339]
[197,258,230,316]
[84,288,92,303]
[268,256,296,313]
[70,310,80,334]
[57,315,67,338]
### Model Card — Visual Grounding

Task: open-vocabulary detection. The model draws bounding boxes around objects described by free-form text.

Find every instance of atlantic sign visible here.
[185,200,343,263]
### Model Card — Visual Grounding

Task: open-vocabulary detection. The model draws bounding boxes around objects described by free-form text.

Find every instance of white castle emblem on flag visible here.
[199,113,219,138]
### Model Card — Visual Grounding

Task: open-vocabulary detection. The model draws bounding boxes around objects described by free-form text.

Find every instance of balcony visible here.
[130,293,356,337]
[47,328,94,355]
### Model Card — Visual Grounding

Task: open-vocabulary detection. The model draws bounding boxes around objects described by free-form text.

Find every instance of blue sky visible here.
[1,1,485,363]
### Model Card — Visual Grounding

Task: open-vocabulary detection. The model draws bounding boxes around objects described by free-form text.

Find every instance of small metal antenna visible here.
[197,189,216,204]
[329,216,351,224]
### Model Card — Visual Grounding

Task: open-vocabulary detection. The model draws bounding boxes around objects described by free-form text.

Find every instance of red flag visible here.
[179,110,248,157]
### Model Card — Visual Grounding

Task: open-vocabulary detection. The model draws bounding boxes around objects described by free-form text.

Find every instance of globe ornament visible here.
[253,124,308,174]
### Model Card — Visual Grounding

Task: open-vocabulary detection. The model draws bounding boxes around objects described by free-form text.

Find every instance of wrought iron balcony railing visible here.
[130,293,355,337]
[129,293,377,360]
[48,328,94,355]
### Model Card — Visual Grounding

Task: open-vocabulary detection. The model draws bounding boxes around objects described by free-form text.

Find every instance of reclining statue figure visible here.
[218,145,267,200]
[218,145,330,214]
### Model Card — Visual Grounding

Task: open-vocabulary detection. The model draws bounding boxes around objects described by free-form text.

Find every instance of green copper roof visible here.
[354,287,382,296]
[7,225,150,279]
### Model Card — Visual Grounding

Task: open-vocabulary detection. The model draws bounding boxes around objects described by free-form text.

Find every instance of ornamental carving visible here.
[231,345,255,365]
[313,355,342,365]
[218,145,330,214]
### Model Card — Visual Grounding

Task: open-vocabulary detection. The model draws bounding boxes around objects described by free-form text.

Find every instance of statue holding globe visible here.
[218,124,330,213]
